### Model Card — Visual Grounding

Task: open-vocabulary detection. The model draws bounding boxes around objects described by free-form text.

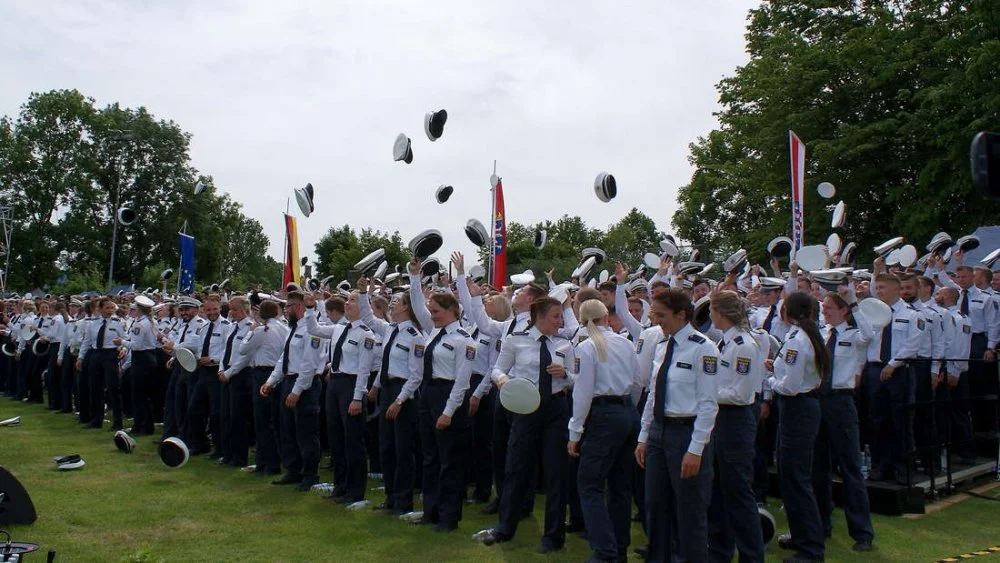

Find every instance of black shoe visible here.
[336,496,362,505]
[632,545,648,557]
[389,508,410,517]
[295,478,319,492]
[472,528,510,546]
[480,499,499,515]
[536,542,563,554]
[777,532,794,551]
[331,489,348,501]
[432,522,457,533]
[853,540,873,552]
[271,474,302,485]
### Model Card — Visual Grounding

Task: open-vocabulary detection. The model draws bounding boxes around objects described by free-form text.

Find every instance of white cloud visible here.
[0,0,756,273]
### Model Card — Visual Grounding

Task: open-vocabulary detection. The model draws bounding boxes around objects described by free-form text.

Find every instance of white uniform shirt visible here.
[221,318,254,377]
[491,327,575,396]
[239,318,288,369]
[123,316,159,351]
[638,323,719,455]
[716,327,761,406]
[266,320,326,395]
[769,328,821,395]
[865,299,924,368]
[569,327,640,441]
[79,315,126,359]
[361,293,424,404]
[418,320,475,417]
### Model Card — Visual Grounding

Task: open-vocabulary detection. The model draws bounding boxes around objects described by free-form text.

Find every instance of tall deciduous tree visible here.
[674,0,1000,265]
[0,89,276,292]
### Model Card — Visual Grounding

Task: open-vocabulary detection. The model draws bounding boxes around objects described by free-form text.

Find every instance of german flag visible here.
[283,214,301,288]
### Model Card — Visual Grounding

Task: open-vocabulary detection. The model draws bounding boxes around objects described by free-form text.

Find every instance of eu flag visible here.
[179,233,196,293]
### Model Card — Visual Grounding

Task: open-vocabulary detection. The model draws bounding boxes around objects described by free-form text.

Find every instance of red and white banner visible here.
[789,130,806,250]
[491,178,507,288]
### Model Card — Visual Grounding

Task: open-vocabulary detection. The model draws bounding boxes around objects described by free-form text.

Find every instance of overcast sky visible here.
[2,0,758,269]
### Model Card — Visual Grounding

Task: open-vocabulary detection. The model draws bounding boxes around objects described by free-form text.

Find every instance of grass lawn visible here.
[1,399,999,562]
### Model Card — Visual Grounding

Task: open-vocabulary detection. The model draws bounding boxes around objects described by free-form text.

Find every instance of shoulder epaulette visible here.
[788,330,799,339]
[733,335,745,345]
[220,318,231,325]
[406,326,418,336]
[688,334,706,344]
[456,328,470,337]
[359,324,372,332]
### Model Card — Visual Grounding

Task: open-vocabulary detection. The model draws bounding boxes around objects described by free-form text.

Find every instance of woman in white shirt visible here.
[568,299,640,562]
[767,291,831,562]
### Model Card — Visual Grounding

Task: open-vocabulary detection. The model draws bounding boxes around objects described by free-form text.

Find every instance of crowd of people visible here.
[2,239,1000,563]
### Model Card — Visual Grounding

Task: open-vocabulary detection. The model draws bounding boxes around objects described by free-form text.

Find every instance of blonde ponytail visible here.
[579,299,609,362]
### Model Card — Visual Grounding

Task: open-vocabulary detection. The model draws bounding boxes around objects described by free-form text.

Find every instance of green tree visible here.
[313,226,410,283]
[0,90,277,292]
[673,0,1000,266]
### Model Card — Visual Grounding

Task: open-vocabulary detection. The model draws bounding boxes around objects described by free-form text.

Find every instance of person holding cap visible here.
[186,295,231,457]
[407,261,475,533]
[474,296,576,552]
[358,276,424,516]
[568,298,640,562]
[260,290,326,490]
[807,287,875,553]
[635,289,719,562]
[160,298,207,441]
[303,290,375,504]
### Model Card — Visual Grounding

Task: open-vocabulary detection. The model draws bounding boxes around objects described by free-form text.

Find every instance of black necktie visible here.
[96,319,107,349]
[653,337,676,420]
[506,318,518,336]
[960,289,970,316]
[222,324,240,368]
[822,328,837,393]
[763,305,776,333]
[380,325,400,385]
[879,322,892,364]
[422,329,447,384]
[718,339,727,353]
[201,321,214,357]
[282,320,297,376]
[538,335,552,404]
[330,322,352,372]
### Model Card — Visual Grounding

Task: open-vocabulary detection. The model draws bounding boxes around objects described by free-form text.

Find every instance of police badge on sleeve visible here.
[364,337,375,350]
[784,350,798,365]
[465,346,476,360]
[311,337,321,349]
[414,344,425,358]
[736,357,751,375]
[702,356,718,375]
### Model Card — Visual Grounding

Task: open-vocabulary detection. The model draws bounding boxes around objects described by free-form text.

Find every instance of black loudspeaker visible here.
[0,466,37,525]
[971,131,1000,197]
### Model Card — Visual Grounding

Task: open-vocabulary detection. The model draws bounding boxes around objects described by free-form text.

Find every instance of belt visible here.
[718,403,752,410]
[384,376,407,385]
[428,378,454,387]
[254,365,276,371]
[331,372,357,379]
[656,416,695,426]
[284,372,299,379]
[781,390,819,399]
[592,395,630,406]
[829,388,855,396]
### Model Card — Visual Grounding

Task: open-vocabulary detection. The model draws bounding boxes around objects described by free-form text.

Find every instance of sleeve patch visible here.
[414,344,425,358]
[702,356,718,375]
[963,325,971,334]
[784,350,798,365]
[917,319,925,331]
[465,345,476,360]
[310,337,321,349]
[364,337,375,350]
[736,357,751,375]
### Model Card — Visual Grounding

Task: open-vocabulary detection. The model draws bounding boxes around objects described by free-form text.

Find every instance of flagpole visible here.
[488,160,497,285]
[176,220,187,295]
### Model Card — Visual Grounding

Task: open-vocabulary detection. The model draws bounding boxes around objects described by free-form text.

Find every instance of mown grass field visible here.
[1,399,999,562]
